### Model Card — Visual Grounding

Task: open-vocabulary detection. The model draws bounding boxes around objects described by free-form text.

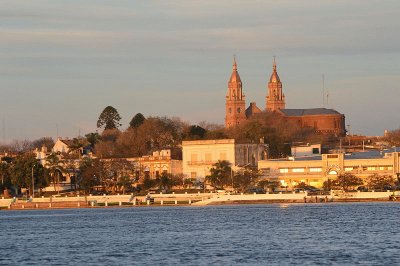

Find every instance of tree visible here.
[97,106,122,130]
[384,128,400,147]
[366,174,394,190]
[233,167,260,193]
[31,137,54,151]
[257,179,280,192]
[184,125,207,140]
[206,160,232,189]
[10,153,43,196]
[85,132,101,148]
[333,173,363,191]
[79,158,101,194]
[129,113,146,128]
[46,153,65,193]
[0,162,11,192]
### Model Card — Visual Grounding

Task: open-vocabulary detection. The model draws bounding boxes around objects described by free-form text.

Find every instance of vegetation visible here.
[97,106,122,130]
[233,168,260,193]
[365,174,394,190]
[206,160,232,189]
[332,173,363,191]
[385,128,400,147]
[129,113,146,128]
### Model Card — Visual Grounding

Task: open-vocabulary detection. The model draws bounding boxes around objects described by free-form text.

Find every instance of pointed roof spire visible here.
[229,55,241,83]
[269,56,280,83]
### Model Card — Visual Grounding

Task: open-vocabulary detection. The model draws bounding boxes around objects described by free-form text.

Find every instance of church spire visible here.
[266,56,285,111]
[233,55,237,71]
[225,56,246,128]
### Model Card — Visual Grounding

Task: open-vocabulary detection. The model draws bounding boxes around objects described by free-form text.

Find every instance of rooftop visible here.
[279,108,341,117]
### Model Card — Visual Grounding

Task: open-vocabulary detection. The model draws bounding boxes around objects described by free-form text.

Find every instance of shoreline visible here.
[2,197,399,211]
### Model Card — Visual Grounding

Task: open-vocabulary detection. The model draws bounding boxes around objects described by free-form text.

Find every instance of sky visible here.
[0,0,399,142]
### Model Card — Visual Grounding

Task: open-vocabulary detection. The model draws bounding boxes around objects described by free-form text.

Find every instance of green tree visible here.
[46,153,65,193]
[206,160,232,189]
[333,173,363,191]
[129,113,146,128]
[79,158,102,194]
[142,176,156,191]
[366,174,394,190]
[97,106,122,130]
[10,153,41,196]
[85,132,101,148]
[0,162,11,192]
[184,125,207,140]
[31,137,54,151]
[257,179,280,193]
[233,168,260,193]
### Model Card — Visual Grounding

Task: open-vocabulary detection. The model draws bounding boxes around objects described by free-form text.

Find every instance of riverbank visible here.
[1,190,399,210]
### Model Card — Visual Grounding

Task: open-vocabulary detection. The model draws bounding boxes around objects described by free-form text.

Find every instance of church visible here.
[225,57,346,136]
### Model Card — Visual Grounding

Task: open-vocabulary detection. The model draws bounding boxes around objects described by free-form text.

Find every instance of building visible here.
[277,108,345,136]
[224,57,346,136]
[131,149,182,180]
[225,57,248,128]
[182,139,268,180]
[266,58,285,111]
[258,149,400,189]
[291,143,321,157]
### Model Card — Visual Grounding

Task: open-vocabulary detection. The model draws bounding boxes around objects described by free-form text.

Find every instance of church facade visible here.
[225,57,346,136]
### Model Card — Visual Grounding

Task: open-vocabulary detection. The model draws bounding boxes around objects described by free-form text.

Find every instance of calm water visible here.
[1,203,400,265]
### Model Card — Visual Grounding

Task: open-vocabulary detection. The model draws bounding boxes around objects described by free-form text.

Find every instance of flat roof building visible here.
[258,148,400,188]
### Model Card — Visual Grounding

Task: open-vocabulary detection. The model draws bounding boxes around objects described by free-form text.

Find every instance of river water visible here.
[1,202,399,265]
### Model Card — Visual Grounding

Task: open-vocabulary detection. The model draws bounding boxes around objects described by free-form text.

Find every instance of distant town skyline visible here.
[1,0,399,142]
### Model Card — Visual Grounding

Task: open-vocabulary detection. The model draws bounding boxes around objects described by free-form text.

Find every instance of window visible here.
[314,121,318,129]
[279,168,289,173]
[345,167,354,172]
[312,148,320,154]
[292,168,305,173]
[237,107,241,113]
[229,108,232,114]
[191,172,197,178]
[367,167,376,171]
[205,153,212,162]
[310,168,322,172]
[191,153,198,163]
[327,155,339,159]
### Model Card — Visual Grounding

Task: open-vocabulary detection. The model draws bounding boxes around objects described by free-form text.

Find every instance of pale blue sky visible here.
[0,0,399,142]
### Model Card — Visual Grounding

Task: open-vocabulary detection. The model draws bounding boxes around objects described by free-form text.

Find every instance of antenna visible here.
[322,74,325,107]
[326,91,330,108]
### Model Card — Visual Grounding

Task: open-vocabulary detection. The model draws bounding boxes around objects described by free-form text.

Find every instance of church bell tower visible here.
[266,57,285,111]
[225,56,246,128]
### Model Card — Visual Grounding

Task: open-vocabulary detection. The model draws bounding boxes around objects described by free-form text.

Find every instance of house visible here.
[182,139,268,180]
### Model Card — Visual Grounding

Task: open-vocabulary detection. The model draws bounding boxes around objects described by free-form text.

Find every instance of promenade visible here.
[1,190,399,210]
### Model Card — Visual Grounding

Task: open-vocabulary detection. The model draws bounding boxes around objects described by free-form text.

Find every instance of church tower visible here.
[225,56,246,128]
[266,57,285,111]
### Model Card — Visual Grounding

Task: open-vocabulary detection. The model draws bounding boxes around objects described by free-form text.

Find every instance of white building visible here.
[291,143,321,157]
[182,139,268,180]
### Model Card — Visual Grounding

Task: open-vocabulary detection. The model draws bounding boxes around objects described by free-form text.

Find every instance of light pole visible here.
[31,164,37,198]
